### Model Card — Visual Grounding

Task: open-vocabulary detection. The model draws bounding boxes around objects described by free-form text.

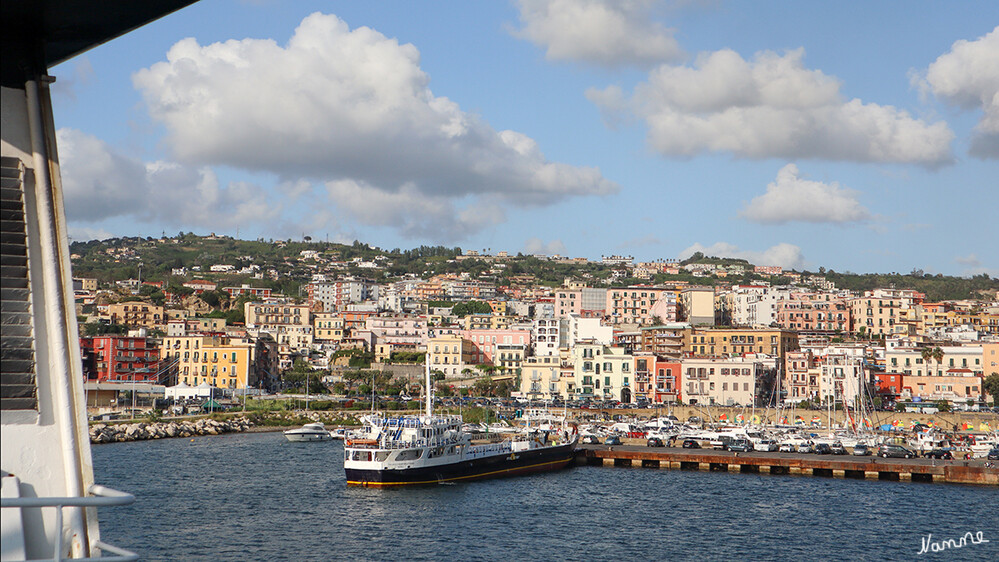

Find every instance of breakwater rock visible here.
[90,417,253,443]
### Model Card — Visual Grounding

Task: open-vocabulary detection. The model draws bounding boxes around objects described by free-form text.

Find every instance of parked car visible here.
[647,437,665,447]
[988,448,999,460]
[814,443,832,455]
[581,434,601,445]
[682,439,701,449]
[797,442,814,454]
[923,449,953,460]
[852,444,872,456]
[829,442,848,455]
[879,444,915,459]
[757,439,779,452]
[728,439,754,453]
[605,435,622,446]
[778,443,797,453]
[711,436,734,450]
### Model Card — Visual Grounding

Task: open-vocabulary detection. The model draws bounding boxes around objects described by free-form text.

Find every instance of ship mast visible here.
[424,357,433,417]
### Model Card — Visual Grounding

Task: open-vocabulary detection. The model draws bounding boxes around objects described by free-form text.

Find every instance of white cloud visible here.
[591,48,954,165]
[954,254,981,267]
[132,12,618,208]
[524,238,567,255]
[680,241,805,270]
[68,226,114,243]
[323,180,505,241]
[740,164,871,224]
[58,128,281,230]
[511,0,684,67]
[918,26,999,158]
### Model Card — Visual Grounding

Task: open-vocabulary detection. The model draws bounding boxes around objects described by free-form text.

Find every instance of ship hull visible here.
[345,441,576,487]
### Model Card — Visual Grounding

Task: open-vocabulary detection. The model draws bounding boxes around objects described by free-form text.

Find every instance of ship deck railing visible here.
[0,483,138,562]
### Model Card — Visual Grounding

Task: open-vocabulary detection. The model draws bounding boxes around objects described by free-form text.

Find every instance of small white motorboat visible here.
[284,422,333,442]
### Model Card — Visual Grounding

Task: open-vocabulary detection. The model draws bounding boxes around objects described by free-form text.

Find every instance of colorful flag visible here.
[719,413,727,421]
[981,422,992,432]
[779,416,788,425]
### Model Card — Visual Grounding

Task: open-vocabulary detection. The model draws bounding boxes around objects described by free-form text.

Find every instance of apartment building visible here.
[426,334,475,378]
[571,343,635,402]
[679,287,715,325]
[775,294,851,332]
[80,335,161,383]
[680,357,761,406]
[105,301,165,329]
[606,286,670,325]
[639,323,691,359]
[160,335,277,389]
[312,312,345,342]
[784,350,820,403]
[520,355,561,399]
[244,302,313,368]
[817,354,866,408]
[685,327,798,359]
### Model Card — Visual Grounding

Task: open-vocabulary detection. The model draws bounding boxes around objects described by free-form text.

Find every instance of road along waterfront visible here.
[91,431,998,561]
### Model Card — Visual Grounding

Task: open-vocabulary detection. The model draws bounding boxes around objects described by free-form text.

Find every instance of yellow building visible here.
[463,313,509,330]
[986,342,999,380]
[426,334,475,378]
[679,287,715,325]
[520,355,561,399]
[850,295,904,337]
[161,335,255,389]
[313,312,345,342]
[106,301,165,329]
[685,327,798,359]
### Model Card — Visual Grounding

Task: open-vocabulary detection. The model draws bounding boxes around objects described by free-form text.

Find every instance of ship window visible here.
[396,449,423,461]
[374,451,391,462]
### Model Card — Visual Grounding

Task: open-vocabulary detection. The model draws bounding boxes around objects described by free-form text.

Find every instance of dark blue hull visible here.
[345,441,577,487]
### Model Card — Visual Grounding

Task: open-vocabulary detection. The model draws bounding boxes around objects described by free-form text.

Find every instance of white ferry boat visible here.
[343,373,577,487]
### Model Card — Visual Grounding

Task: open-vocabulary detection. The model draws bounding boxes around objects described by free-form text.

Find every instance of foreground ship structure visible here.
[344,372,577,487]
[2,2,197,559]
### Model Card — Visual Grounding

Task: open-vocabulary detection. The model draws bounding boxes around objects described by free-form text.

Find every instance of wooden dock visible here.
[575,446,999,486]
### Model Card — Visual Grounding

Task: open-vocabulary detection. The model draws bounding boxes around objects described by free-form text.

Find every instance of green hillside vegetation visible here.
[69,235,997,302]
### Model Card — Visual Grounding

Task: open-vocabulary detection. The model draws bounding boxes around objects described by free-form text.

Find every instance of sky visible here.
[50,0,998,277]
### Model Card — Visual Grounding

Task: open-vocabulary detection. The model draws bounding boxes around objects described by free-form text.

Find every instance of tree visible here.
[983,373,999,407]
[281,360,327,394]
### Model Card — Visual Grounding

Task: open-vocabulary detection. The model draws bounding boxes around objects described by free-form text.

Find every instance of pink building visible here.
[461,328,532,364]
[776,293,850,332]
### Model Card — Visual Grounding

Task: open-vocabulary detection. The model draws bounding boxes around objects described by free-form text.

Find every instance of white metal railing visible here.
[0,484,137,561]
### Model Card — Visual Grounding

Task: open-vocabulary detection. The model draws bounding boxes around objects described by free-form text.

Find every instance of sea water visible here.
[92,431,997,561]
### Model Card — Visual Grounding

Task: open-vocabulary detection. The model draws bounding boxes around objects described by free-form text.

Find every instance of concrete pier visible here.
[575,446,999,486]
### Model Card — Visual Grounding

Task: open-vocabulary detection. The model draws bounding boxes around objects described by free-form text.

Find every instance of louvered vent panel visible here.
[0,156,36,410]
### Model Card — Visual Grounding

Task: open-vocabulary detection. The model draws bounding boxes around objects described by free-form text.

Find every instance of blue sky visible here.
[51,1,997,276]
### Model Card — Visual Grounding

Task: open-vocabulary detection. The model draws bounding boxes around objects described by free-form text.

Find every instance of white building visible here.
[681,357,761,406]
[562,313,613,347]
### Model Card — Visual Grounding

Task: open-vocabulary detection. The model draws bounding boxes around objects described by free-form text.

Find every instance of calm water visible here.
[92,432,997,561]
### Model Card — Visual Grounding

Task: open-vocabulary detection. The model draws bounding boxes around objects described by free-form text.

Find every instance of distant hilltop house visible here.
[300,250,320,260]
[754,265,783,276]
[223,284,272,299]
[171,267,187,276]
[183,280,217,293]
[209,264,235,272]
[601,255,634,267]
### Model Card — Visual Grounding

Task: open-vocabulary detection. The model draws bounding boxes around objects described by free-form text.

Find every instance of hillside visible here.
[69,234,998,301]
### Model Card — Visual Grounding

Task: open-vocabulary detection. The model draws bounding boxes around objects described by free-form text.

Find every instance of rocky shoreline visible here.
[90,416,254,443]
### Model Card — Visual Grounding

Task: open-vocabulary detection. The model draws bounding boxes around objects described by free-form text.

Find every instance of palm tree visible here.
[931,346,945,375]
